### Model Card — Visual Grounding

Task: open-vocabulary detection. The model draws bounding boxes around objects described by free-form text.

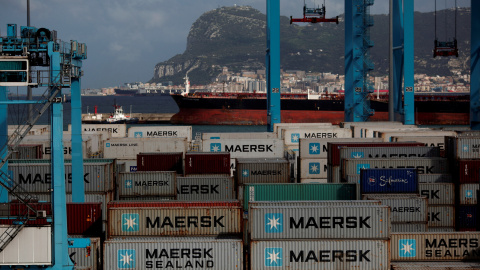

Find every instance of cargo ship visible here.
[170,91,470,125]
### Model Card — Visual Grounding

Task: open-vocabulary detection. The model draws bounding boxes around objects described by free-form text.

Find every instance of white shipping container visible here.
[419,183,455,205]
[248,200,381,209]
[104,237,243,269]
[202,132,276,140]
[128,125,192,141]
[0,226,51,265]
[300,178,328,183]
[21,135,89,159]
[428,205,455,227]
[348,123,413,138]
[118,172,176,198]
[368,127,423,139]
[379,130,457,142]
[391,262,480,269]
[202,139,284,159]
[299,158,328,178]
[103,137,188,159]
[70,124,127,137]
[459,184,479,205]
[274,123,332,138]
[391,223,427,233]
[299,138,382,159]
[282,127,352,145]
[392,136,446,151]
[251,239,389,270]
[363,195,427,223]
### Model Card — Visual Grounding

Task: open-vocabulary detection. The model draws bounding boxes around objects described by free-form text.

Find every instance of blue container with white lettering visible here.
[360,168,418,194]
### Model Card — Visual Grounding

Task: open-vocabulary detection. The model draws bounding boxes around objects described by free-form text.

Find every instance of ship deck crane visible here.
[290,0,339,24]
[433,0,459,57]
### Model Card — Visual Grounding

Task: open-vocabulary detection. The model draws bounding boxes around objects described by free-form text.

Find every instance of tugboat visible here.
[105,101,139,124]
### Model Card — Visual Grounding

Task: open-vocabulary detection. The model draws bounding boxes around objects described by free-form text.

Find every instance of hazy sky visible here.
[0,0,470,90]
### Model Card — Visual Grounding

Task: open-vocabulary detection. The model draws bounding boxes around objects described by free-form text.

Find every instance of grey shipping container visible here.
[249,205,390,240]
[68,236,100,270]
[250,239,389,270]
[327,165,341,183]
[363,195,427,223]
[9,162,115,193]
[428,205,455,227]
[418,174,453,183]
[176,176,234,201]
[428,227,456,232]
[419,183,455,205]
[339,146,441,160]
[342,158,449,179]
[117,171,176,198]
[391,262,480,269]
[107,207,241,236]
[104,236,243,269]
[299,138,383,159]
[448,137,480,159]
[391,232,480,261]
[392,223,427,233]
[235,158,290,184]
[458,184,479,205]
[248,200,381,210]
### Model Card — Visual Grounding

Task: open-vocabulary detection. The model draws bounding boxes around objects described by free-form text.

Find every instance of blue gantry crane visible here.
[0,23,87,269]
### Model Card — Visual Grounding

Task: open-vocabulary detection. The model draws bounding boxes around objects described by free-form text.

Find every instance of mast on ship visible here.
[182,72,190,96]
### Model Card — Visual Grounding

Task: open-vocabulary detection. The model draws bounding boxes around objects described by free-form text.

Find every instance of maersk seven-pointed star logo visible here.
[466,190,473,198]
[308,143,320,155]
[265,213,283,233]
[462,144,469,152]
[210,143,221,152]
[125,179,133,189]
[309,162,321,174]
[356,164,370,174]
[399,239,416,257]
[106,143,110,147]
[121,213,139,232]
[118,249,136,268]
[134,132,143,138]
[242,169,250,177]
[291,133,300,143]
[351,151,364,158]
[265,247,283,267]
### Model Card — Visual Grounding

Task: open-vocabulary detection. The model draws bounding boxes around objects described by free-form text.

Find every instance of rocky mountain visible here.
[150,5,470,85]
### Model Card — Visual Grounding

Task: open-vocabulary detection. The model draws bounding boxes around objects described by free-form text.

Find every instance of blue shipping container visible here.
[456,205,478,230]
[360,168,418,194]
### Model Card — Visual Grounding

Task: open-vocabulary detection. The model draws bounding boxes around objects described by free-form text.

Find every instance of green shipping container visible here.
[243,183,357,211]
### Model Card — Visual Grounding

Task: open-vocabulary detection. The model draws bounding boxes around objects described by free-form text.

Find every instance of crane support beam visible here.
[266,0,281,131]
[403,0,415,124]
[0,86,7,203]
[71,77,84,202]
[471,0,480,129]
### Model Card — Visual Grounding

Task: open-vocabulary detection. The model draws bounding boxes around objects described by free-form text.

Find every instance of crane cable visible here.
[434,0,457,42]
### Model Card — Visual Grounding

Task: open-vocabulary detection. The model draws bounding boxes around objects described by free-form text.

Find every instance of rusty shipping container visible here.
[299,138,382,159]
[104,236,243,269]
[250,239,389,270]
[249,205,390,240]
[363,195,427,223]
[136,152,183,174]
[117,171,176,198]
[236,158,290,184]
[428,205,455,228]
[12,144,43,159]
[457,160,480,184]
[107,202,241,236]
[184,152,230,176]
[392,223,428,233]
[391,262,480,269]
[391,232,480,261]
[420,183,455,205]
[177,176,234,201]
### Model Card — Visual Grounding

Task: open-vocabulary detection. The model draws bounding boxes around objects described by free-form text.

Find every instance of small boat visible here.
[104,103,139,124]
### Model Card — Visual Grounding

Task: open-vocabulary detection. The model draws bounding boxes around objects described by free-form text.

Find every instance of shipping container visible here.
[300,178,328,183]
[236,158,290,184]
[116,159,137,173]
[282,127,352,146]
[68,236,100,270]
[66,203,102,236]
[136,152,183,174]
[177,176,234,201]
[378,130,457,142]
[328,142,425,166]
[0,226,51,265]
[456,205,477,230]
[274,123,333,138]
[107,203,241,236]
[392,223,427,233]
[8,161,115,193]
[248,200,381,209]
[447,137,480,159]
[390,232,480,261]
[11,144,43,159]
[249,205,390,240]
[392,135,446,152]
[298,158,328,179]
[419,183,455,205]
[391,262,480,269]
[363,195,427,223]
[360,168,418,194]
[184,152,230,176]
[243,183,357,211]
[343,158,449,179]
[344,121,410,137]
[202,132,277,140]
[103,137,188,159]
[428,205,455,227]
[418,174,453,183]
[458,184,479,205]
[127,125,192,141]
[201,138,285,159]
[250,239,389,270]
[340,146,441,161]
[104,236,243,269]
[327,165,341,183]
[457,160,480,184]
[70,123,126,137]
[20,137,89,159]
[428,227,456,232]
[107,201,240,208]
[299,138,383,159]
[117,171,176,198]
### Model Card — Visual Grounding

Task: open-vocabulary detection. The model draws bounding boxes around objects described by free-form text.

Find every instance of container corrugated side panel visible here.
[243,183,357,211]
[103,137,187,159]
[344,158,449,178]
[118,171,176,197]
[127,126,192,141]
[392,223,427,233]
[428,205,455,227]
[457,160,480,184]
[249,205,390,240]
[0,226,51,265]
[419,183,455,205]
[282,127,353,145]
[364,195,427,223]
[250,240,389,270]
[458,184,479,205]
[202,139,285,159]
[103,237,243,270]
[417,174,453,183]
[235,158,290,184]
[299,158,328,179]
[456,205,477,229]
[299,138,382,159]
[136,152,183,174]
[360,168,418,194]
[339,146,441,160]
[184,152,230,175]
[391,232,480,261]
[176,176,234,201]
[107,207,241,236]
[455,137,480,159]
[248,200,381,209]
[68,236,100,270]
[107,201,241,208]
[428,227,455,232]
[67,203,102,236]
[391,262,480,269]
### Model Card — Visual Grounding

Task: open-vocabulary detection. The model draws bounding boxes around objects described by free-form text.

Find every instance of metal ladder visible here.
[191,132,202,152]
